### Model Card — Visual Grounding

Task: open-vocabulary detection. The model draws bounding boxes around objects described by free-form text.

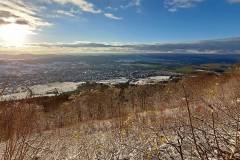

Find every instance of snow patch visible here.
[0,82,85,101]
[97,77,129,85]
[130,76,171,85]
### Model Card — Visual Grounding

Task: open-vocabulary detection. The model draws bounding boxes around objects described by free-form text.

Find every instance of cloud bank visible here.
[1,37,240,55]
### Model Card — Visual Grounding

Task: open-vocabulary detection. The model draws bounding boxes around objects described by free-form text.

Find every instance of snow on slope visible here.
[31,82,85,95]
[97,77,129,85]
[0,76,172,101]
[0,82,85,101]
[130,76,171,85]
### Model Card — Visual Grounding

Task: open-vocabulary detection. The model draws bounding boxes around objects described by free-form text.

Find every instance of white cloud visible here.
[0,0,51,29]
[47,0,128,20]
[121,0,141,9]
[55,10,76,17]
[164,0,204,12]
[49,0,101,14]
[104,13,122,20]
[133,0,141,6]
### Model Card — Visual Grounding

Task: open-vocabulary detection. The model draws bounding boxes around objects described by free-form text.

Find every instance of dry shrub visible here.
[143,73,240,160]
[0,103,45,160]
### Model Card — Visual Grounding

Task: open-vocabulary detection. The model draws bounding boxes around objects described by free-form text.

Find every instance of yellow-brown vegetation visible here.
[1,68,240,159]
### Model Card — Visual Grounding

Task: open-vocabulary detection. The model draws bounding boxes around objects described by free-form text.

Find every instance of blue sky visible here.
[33,0,240,43]
[32,0,240,43]
[0,0,240,54]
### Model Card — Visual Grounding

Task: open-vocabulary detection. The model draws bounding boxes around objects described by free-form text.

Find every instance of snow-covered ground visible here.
[0,76,172,101]
[0,82,85,101]
[130,76,171,85]
[96,77,129,85]
[96,76,171,86]
[30,82,85,95]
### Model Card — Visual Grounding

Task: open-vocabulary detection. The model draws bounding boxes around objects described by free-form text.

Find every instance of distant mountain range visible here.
[130,37,240,54]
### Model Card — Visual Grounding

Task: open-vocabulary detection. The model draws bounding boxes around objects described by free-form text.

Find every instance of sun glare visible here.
[0,24,31,47]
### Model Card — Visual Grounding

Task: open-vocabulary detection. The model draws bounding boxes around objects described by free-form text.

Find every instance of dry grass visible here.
[0,103,47,160]
[1,69,240,159]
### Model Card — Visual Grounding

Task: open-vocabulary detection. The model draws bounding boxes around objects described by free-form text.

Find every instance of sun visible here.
[0,24,31,47]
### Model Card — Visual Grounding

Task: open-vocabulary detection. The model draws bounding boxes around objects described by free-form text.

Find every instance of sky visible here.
[0,0,240,54]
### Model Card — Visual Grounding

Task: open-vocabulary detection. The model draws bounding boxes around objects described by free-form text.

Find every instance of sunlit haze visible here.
[0,24,31,47]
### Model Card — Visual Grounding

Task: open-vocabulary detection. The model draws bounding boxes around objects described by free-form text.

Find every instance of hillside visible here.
[1,67,240,159]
